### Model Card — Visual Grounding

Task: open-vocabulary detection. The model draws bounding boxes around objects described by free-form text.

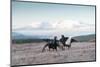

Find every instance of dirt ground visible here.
[11,42,96,66]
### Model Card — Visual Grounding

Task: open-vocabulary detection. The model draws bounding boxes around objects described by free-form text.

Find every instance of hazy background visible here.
[12,0,95,39]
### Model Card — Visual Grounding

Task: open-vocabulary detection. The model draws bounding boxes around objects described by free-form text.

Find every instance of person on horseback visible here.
[60,35,68,47]
[42,36,59,52]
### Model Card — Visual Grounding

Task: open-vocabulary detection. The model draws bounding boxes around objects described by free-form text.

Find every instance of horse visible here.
[60,35,77,49]
[42,36,64,52]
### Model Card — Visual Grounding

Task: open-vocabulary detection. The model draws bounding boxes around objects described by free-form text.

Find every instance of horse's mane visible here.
[65,37,78,44]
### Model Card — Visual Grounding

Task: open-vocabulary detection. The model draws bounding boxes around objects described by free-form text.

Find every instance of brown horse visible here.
[42,36,64,52]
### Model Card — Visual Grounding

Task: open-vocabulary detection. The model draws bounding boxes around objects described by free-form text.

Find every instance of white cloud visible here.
[14,20,95,37]
[30,21,41,28]
[29,20,95,32]
[55,20,82,29]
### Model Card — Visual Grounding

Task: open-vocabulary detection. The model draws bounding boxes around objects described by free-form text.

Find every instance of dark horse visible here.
[42,36,64,52]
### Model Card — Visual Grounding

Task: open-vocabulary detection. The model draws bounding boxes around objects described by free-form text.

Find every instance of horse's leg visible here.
[49,48,50,51]
[58,45,65,50]
[60,44,65,50]
[49,48,51,51]
[68,46,70,49]
[53,48,55,51]
[42,44,48,52]
[64,44,68,49]
[54,46,57,51]
[64,45,68,49]
[56,48,57,51]
[65,43,71,50]
[62,46,65,50]
[68,44,71,49]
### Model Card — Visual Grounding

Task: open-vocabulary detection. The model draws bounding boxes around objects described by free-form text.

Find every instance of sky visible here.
[12,1,96,37]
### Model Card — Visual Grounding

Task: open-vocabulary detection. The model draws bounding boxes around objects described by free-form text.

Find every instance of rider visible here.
[60,35,66,46]
[53,36,58,50]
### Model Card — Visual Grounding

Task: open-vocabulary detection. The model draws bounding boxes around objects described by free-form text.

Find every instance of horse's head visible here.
[65,37,69,41]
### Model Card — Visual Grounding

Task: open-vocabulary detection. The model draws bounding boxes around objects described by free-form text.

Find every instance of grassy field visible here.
[11,42,96,66]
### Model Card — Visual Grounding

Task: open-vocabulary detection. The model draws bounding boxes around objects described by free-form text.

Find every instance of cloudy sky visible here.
[12,1,95,37]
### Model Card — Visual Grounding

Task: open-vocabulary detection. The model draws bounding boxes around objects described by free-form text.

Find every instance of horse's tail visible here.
[42,44,48,52]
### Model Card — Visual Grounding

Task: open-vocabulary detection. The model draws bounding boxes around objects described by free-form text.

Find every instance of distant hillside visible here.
[12,32,52,40]
[12,32,25,39]
[73,34,95,42]
[12,32,39,40]
[12,32,24,37]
